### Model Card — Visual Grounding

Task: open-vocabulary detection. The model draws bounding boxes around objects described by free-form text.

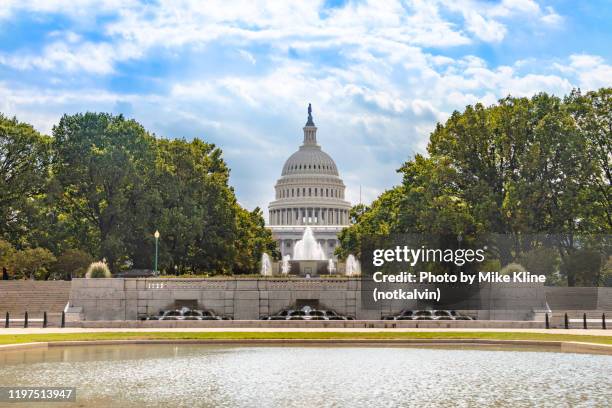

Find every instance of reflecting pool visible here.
[0,344,610,407]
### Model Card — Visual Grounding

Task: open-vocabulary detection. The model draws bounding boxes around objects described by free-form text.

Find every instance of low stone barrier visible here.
[67,319,544,329]
[68,278,612,322]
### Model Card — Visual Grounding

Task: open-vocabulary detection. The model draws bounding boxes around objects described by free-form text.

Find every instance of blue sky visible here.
[1,0,611,218]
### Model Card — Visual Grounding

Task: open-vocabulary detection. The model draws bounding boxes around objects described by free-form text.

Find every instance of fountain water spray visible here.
[345,254,361,276]
[293,226,327,260]
[260,253,272,276]
[327,258,336,274]
[281,255,291,275]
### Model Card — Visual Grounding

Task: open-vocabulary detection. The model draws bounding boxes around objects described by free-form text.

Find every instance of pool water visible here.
[0,344,610,407]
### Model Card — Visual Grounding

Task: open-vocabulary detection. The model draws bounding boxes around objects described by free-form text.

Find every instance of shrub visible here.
[86,261,111,278]
[11,247,56,280]
[52,249,94,279]
[500,262,526,275]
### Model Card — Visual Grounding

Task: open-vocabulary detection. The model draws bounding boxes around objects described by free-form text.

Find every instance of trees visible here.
[0,115,51,243]
[51,113,156,271]
[51,249,94,279]
[148,138,239,273]
[340,88,612,286]
[233,206,279,274]
[0,111,278,277]
[9,247,56,280]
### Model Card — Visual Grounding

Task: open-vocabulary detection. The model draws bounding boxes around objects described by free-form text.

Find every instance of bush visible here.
[11,247,57,280]
[52,249,94,279]
[86,261,111,278]
[500,262,526,275]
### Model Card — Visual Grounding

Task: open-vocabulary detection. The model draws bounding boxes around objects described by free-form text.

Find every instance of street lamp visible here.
[154,230,160,275]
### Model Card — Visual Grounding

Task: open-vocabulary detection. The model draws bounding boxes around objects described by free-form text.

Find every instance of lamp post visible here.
[154,230,160,275]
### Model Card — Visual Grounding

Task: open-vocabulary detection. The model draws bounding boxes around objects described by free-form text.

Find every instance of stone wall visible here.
[69,278,370,320]
[68,278,612,321]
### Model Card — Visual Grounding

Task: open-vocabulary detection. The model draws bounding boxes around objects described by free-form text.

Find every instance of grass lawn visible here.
[1,331,612,345]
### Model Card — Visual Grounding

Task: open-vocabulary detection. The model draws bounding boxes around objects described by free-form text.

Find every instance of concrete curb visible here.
[0,339,610,355]
[68,319,547,329]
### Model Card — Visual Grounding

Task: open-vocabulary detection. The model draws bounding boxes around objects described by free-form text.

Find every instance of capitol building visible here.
[268,105,352,259]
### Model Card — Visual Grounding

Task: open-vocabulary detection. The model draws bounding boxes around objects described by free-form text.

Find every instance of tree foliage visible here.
[0,112,276,277]
[339,88,612,286]
[0,115,50,243]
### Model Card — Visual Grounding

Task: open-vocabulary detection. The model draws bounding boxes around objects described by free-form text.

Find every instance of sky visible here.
[1,0,611,219]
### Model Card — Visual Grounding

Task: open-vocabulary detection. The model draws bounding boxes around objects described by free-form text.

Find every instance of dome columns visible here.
[268,206,350,226]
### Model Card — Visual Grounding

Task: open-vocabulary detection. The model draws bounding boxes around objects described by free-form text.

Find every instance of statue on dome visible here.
[306,103,315,126]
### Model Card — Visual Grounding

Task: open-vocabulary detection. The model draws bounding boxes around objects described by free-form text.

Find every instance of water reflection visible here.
[0,345,610,407]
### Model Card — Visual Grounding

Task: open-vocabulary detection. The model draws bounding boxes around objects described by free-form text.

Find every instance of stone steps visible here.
[0,281,71,315]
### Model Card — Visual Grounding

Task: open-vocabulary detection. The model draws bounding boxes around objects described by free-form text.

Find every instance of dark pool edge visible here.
[1,339,611,355]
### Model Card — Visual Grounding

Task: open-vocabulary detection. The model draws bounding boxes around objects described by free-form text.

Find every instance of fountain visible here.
[142,307,231,320]
[260,253,272,276]
[260,305,354,321]
[345,254,361,276]
[327,258,336,274]
[281,254,291,275]
[382,309,473,321]
[293,227,327,260]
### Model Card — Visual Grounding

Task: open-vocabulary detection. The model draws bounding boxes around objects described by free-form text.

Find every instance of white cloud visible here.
[561,54,612,90]
[0,0,609,213]
[238,50,256,65]
[463,11,507,42]
[0,39,142,74]
[541,6,564,26]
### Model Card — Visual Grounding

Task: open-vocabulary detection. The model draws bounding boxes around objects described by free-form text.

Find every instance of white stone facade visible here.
[268,106,351,259]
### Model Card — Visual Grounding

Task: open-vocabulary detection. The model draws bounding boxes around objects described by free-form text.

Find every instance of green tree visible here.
[340,89,611,286]
[0,115,51,244]
[233,206,278,274]
[51,248,94,279]
[10,247,56,280]
[0,239,15,273]
[149,138,239,274]
[51,113,156,270]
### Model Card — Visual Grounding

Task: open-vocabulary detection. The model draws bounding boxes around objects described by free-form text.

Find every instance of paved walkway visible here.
[0,327,610,336]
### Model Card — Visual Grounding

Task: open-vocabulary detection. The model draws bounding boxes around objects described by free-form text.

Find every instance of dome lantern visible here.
[303,103,317,146]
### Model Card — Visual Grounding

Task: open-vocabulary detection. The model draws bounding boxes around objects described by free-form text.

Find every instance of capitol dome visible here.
[281,147,339,176]
[268,104,352,259]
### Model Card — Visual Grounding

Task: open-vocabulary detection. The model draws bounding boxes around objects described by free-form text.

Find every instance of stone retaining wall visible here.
[68,278,612,321]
